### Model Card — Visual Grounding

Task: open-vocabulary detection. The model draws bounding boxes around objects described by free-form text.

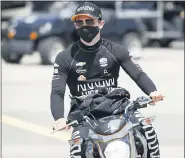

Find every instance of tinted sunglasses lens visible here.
[75,20,83,27]
[85,19,95,26]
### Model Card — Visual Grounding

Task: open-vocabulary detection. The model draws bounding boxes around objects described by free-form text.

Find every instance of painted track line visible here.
[2,114,71,141]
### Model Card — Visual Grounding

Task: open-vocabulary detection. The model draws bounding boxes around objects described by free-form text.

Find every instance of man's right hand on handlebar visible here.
[53,118,71,132]
[149,91,164,105]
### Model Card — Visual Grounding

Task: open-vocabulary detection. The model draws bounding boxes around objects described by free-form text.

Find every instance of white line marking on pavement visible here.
[2,114,71,141]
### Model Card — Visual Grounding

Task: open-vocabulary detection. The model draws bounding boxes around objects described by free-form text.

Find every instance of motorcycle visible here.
[53,96,157,158]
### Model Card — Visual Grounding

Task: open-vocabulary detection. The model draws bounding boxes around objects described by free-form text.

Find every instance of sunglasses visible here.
[74,19,99,27]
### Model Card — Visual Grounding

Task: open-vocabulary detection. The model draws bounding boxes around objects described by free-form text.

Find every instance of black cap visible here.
[71,2,102,22]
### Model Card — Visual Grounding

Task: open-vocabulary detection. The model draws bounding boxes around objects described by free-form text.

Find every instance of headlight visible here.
[104,140,130,158]
[39,23,52,34]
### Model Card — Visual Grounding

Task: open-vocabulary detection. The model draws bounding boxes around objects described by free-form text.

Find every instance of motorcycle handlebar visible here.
[122,96,154,116]
[67,97,154,125]
[52,96,160,133]
[137,97,154,107]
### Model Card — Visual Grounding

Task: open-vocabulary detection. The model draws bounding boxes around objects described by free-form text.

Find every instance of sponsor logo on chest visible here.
[77,78,115,95]
[99,58,108,67]
[76,62,87,74]
[78,75,86,81]
[76,62,86,67]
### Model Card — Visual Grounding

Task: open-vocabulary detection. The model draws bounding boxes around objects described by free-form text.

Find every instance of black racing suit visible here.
[50,38,160,158]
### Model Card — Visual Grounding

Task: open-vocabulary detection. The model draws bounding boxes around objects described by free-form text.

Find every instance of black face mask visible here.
[76,26,99,43]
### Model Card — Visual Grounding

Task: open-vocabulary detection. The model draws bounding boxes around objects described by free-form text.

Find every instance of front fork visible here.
[129,129,139,158]
[92,129,139,158]
[85,118,153,158]
[129,120,150,158]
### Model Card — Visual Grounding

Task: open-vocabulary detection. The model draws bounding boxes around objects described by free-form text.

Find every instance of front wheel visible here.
[1,39,23,64]
[159,40,173,48]
[2,52,23,64]
[38,37,66,65]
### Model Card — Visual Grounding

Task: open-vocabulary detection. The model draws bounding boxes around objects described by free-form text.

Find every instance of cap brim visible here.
[71,14,96,22]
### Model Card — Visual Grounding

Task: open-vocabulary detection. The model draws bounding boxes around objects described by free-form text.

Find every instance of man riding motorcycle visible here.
[50,2,164,158]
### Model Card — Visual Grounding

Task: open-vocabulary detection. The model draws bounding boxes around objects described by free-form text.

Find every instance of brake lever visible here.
[51,126,68,134]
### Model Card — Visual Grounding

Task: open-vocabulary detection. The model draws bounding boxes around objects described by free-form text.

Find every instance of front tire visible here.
[2,49,23,64]
[159,40,173,48]
[38,37,66,65]
[1,39,23,64]
[2,53,23,64]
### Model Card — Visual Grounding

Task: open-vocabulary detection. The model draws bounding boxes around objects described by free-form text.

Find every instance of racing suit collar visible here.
[78,38,102,52]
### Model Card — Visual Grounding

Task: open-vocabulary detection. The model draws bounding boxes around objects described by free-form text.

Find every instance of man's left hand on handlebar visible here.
[149,91,164,105]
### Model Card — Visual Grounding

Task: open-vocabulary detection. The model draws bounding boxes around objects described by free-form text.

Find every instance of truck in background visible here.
[1,1,184,65]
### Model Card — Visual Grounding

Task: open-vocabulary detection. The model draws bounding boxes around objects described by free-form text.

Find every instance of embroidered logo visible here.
[99,58,108,67]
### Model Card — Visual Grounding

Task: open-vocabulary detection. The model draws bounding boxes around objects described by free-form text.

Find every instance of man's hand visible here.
[149,91,164,105]
[53,118,71,132]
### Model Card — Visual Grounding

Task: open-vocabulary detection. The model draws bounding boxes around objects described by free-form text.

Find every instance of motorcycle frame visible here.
[67,96,154,158]
[86,119,146,158]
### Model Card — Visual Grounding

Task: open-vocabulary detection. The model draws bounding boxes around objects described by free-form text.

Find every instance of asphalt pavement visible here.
[2,47,184,158]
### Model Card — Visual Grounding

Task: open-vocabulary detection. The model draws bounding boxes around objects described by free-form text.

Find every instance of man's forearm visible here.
[50,90,65,120]
[119,52,157,95]
[135,72,157,95]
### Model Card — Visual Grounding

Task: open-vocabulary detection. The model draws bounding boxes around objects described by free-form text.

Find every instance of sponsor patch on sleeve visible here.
[53,63,59,74]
